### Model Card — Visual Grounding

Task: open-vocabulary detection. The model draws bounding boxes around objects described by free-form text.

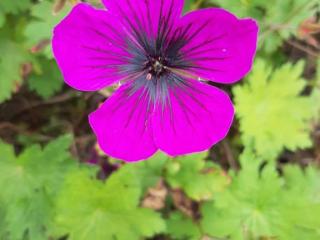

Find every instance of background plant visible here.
[0,0,320,239]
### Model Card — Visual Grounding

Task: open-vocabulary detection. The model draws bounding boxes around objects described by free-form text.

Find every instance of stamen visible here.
[146,73,152,80]
[166,67,210,82]
[122,0,201,107]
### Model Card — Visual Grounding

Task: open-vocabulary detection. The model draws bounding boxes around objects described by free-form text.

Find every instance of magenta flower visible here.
[53,0,258,162]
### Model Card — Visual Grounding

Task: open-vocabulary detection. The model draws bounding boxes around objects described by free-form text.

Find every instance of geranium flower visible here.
[53,0,258,162]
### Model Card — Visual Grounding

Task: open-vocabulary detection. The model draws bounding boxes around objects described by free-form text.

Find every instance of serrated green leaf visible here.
[210,157,281,239]
[24,0,71,58]
[211,0,263,19]
[201,152,320,240]
[0,39,30,103]
[110,151,168,191]
[54,166,166,240]
[233,59,314,160]
[28,58,64,99]
[283,165,320,204]
[166,212,201,240]
[0,135,77,240]
[165,152,229,200]
[210,0,317,53]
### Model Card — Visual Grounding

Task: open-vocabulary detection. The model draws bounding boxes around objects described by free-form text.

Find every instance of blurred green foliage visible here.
[211,0,319,53]
[0,0,320,240]
[0,135,77,240]
[233,60,315,160]
[1,139,320,239]
[165,152,229,200]
[0,0,67,103]
[202,151,320,240]
[53,167,165,240]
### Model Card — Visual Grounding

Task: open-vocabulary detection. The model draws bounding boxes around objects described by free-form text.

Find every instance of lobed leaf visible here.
[24,0,71,58]
[0,135,77,240]
[211,0,317,53]
[28,58,64,99]
[233,59,314,160]
[0,39,31,103]
[54,166,166,240]
[201,151,320,239]
[166,212,201,240]
[165,152,230,200]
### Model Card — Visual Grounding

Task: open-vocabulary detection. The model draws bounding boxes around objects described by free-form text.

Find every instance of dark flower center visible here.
[116,0,201,108]
[145,56,169,78]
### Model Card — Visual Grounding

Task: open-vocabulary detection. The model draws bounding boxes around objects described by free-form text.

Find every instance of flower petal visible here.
[102,0,183,42]
[89,84,157,162]
[178,8,258,84]
[53,3,130,91]
[152,80,234,156]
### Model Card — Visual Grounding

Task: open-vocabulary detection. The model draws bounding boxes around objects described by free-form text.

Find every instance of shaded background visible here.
[0,0,320,239]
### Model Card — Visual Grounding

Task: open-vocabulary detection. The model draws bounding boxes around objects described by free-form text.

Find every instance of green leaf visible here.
[0,11,5,28]
[262,0,316,53]
[275,165,320,240]
[54,166,166,240]
[166,212,202,240]
[28,58,64,99]
[233,59,314,160]
[0,0,32,15]
[183,0,193,12]
[201,152,320,240]
[0,207,8,239]
[165,152,229,200]
[311,59,320,121]
[0,39,30,103]
[24,0,71,58]
[210,0,317,53]
[0,135,77,240]
[109,152,168,192]
[210,0,263,19]
[283,165,320,204]
[126,151,169,191]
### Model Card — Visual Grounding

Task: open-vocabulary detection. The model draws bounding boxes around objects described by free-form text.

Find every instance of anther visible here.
[146,73,152,80]
[153,60,163,73]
